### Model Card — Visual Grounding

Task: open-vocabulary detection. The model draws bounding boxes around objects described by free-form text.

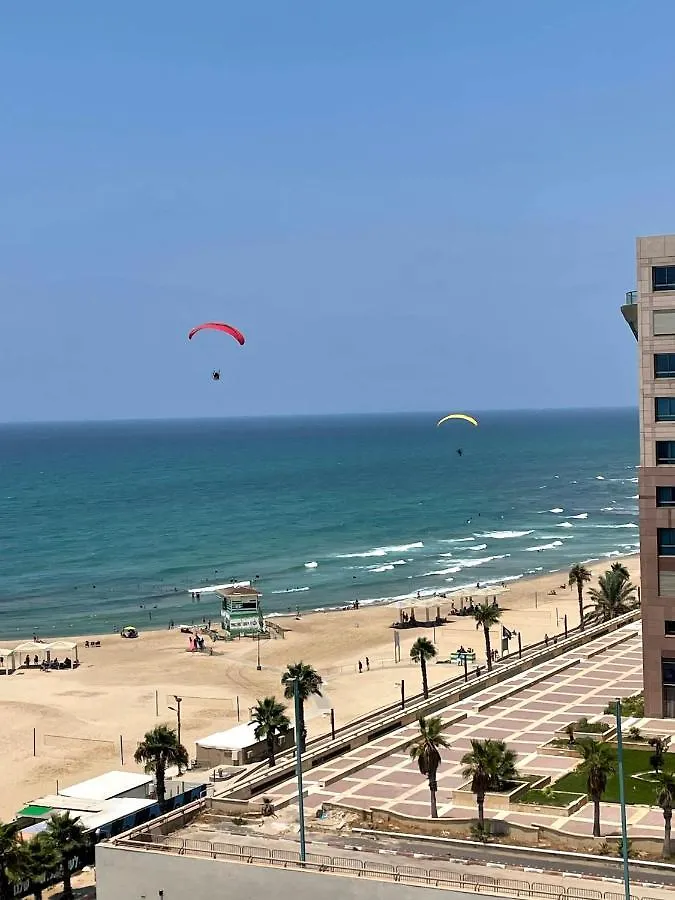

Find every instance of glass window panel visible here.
[654,266,668,286]
[663,660,675,685]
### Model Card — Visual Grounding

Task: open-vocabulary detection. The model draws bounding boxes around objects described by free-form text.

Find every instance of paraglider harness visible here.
[212,370,221,381]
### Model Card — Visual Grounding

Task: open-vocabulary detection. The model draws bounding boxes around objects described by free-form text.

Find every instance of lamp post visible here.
[292,678,307,862]
[256,631,262,671]
[615,697,631,900]
[168,694,183,775]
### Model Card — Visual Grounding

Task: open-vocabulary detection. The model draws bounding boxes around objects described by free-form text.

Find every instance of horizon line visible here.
[0,405,639,428]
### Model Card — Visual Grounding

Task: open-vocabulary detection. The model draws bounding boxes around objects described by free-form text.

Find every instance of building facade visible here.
[622,235,675,717]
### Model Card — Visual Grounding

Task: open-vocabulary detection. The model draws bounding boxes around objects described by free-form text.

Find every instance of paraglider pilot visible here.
[212,370,221,381]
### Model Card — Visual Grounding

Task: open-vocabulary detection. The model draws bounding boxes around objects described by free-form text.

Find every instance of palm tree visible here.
[586,570,638,623]
[23,833,59,900]
[281,662,322,754]
[649,736,671,775]
[410,637,437,699]
[408,716,449,818]
[252,696,291,767]
[0,821,25,900]
[134,723,188,806]
[655,771,675,858]
[461,738,518,828]
[576,739,616,837]
[45,812,88,900]
[610,561,630,584]
[568,563,592,629]
[472,601,502,671]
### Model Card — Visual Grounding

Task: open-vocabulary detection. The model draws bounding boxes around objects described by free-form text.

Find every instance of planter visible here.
[451,778,534,811]
[554,724,616,744]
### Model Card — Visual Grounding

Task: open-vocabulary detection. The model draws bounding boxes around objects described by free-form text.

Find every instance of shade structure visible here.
[47,640,79,661]
[0,647,17,673]
[13,641,42,655]
[446,586,510,599]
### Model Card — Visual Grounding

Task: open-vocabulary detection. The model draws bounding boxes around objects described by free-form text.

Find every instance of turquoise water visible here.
[0,410,639,639]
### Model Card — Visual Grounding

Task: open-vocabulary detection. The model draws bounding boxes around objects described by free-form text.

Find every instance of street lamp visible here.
[256,631,262,671]
[168,695,183,774]
[291,678,307,862]
[615,697,631,900]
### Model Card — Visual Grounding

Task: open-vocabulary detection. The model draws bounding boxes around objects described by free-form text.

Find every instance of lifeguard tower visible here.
[217,583,264,637]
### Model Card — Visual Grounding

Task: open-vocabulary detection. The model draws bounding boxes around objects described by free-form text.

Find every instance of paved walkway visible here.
[258,622,675,840]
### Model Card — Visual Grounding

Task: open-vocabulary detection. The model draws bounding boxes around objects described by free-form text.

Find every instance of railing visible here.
[625,290,638,305]
[119,834,659,900]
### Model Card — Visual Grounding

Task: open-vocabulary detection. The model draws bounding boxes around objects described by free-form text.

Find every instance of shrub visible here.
[470,822,492,843]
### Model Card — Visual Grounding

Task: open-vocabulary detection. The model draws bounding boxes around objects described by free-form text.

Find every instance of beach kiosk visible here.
[217,583,264,637]
[195,722,294,767]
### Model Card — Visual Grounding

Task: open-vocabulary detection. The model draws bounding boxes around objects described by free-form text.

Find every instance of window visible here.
[666,621,675,636]
[659,529,675,555]
[656,398,675,421]
[653,310,675,335]
[657,486,675,506]
[655,354,675,378]
[657,441,675,464]
[653,266,675,291]
[663,659,675,684]
[660,570,675,594]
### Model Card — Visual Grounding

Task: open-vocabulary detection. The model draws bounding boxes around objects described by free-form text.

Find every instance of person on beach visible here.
[358,660,363,673]
[365,656,370,671]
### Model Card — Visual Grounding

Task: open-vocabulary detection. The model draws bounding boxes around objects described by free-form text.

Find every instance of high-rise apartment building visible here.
[622,235,675,717]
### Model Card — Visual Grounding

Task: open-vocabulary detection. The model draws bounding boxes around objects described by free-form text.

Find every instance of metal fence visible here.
[126,834,656,900]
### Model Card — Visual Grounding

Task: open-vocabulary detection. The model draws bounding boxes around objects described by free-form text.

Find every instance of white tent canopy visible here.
[9,640,79,664]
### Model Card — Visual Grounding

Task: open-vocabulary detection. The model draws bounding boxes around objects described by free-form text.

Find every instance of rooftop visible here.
[60,770,152,802]
[196,722,261,751]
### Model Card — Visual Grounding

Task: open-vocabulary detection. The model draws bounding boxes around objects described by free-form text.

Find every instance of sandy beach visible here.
[0,556,639,820]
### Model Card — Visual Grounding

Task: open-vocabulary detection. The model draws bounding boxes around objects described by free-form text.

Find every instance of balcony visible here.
[622,290,638,339]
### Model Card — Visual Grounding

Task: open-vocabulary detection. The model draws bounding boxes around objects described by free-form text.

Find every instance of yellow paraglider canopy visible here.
[436,413,478,427]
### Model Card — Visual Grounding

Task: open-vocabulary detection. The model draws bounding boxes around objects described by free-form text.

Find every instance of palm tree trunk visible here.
[428,774,438,818]
[477,793,485,828]
[483,625,492,672]
[0,866,10,900]
[267,733,276,767]
[421,656,429,699]
[156,761,166,806]
[592,797,601,837]
[577,583,584,630]
[62,858,72,900]
[664,810,672,858]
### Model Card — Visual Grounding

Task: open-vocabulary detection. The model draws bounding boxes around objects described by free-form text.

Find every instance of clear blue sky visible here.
[1,1,672,422]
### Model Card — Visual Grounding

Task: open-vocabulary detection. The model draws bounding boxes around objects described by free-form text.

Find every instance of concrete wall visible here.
[95,845,504,900]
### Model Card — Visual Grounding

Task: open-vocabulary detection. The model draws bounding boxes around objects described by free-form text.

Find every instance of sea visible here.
[0,409,639,640]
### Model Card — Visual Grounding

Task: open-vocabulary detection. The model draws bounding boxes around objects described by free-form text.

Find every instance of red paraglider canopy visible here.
[188,322,246,345]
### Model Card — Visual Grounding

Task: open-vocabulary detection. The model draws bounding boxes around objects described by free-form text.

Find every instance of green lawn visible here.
[519,788,583,807]
[552,749,665,806]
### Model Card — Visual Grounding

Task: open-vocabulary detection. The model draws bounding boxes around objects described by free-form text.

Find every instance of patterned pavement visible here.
[263,622,675,838]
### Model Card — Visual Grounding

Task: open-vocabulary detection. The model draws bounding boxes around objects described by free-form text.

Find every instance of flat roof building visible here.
[195,721,294,767]
[622,234,675,716]
[60,771,153,802]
